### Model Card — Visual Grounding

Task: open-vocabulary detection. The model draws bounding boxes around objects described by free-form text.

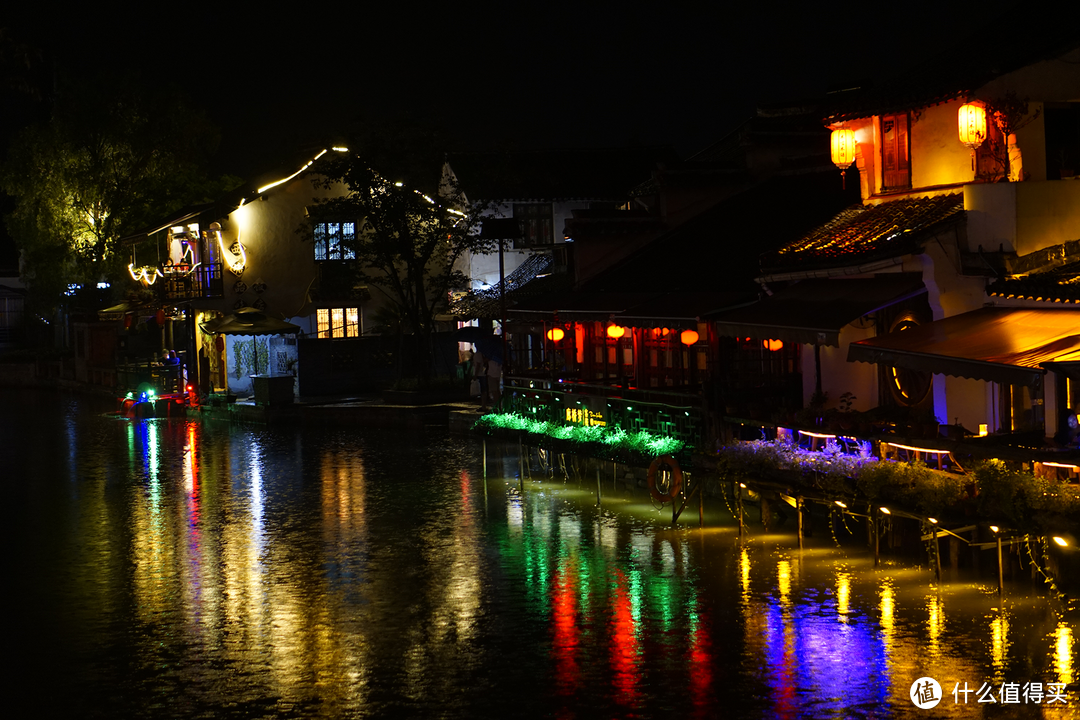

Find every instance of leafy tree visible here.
[307,132,493,384]
[1,72,234,311]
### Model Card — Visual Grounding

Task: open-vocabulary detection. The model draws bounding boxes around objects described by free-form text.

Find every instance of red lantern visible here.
[155,309,166,325]
[680,329,699,345]
[763,339,784,352]
[124,313,134,329]
[958,103,987,150]
[547,327,565,342]
[607,324,626,339]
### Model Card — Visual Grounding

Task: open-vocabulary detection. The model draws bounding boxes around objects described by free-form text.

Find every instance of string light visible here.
[216,227,247,275]
[128,263,162,285]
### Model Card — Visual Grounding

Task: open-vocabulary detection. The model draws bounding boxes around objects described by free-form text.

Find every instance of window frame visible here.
[315,307,360,339]
[313,221,357,261]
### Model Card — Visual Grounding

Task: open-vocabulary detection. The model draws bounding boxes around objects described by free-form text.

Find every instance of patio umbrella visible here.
[199,307,301,336]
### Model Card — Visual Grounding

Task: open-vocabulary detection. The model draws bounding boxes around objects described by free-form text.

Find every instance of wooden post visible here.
[698,477,704,528]
[997,534,1004,596]
[873,507,880,568]
[737,483,744,538]
[934,527,942,582]
[797,497,804,550]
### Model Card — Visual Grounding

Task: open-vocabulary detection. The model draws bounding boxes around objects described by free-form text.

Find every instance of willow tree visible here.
[308,144,492,384]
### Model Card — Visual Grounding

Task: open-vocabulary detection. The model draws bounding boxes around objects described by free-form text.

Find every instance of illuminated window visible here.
[512,204,553,248]
[313,222,356,261]
[881,113,910,191]
[316,307,359,338]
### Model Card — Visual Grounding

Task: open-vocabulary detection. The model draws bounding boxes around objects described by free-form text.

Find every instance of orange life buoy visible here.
[647,455,682,503]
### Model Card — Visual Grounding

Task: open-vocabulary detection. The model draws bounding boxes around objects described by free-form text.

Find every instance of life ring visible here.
[647,455,682,503]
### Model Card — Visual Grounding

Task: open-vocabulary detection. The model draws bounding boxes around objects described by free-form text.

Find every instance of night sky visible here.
[0,0,1050,275]
[4,0,1033,174]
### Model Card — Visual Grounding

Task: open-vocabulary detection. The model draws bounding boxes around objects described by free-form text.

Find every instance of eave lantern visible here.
[607,324,626,339]
[680,329,700,346]
[546,327,565,342]
[958,102,987,170]
[830,127,858,189]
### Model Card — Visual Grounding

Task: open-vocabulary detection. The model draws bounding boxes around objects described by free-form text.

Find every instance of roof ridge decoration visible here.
[763,194,964,271]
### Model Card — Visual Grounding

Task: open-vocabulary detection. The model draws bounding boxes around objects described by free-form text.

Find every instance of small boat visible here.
[115,382,195,419]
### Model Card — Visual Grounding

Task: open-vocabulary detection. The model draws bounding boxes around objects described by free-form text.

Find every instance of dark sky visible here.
[4,0,1031,180]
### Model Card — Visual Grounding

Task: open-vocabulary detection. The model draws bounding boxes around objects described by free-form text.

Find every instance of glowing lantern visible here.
[958,102,987,171]
[547,327,565,342]
[155,309,166,325]
[607,324,626,339]
[830,127,858,188]
[763,339,784,351]
[958,103,987,149]
[680,329,699,345]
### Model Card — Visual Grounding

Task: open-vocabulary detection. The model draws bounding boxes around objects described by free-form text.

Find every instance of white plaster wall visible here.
[466,200,588,290]
[210,174,351,320]
[965,181,1080,256]
[911,101,975,189]
[943,375,993,433]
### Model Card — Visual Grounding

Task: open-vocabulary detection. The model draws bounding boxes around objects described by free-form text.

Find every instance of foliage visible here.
[719,438,878,485]
[1,72,235,311]
[305,125,494,383]
[971,459,1080,530]
[474,412,685,459]
[980,92,1041,181]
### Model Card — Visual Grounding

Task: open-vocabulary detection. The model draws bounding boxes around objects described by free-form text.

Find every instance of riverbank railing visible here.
[504,375,704,451]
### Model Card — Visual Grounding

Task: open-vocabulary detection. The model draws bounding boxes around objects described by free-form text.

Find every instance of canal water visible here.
[4,388,1078,719]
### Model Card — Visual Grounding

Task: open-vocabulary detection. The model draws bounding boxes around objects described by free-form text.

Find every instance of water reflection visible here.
[3,390,1078,719]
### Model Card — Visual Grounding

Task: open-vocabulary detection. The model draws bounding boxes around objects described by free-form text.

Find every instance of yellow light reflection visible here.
[1055,624,1074,685]
[990,610,1009,682]
[927,595,944,659]
[879,580,895,653]
[740,546,751,599]
[778,559,791,608]
[836,568,850,622]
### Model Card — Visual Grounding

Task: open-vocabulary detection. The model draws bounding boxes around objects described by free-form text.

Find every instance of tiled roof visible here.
[988,261,1080,304]
[762,194,964,272]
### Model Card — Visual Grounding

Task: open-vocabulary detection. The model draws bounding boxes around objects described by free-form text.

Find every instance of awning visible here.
[199,307,301,336]
[847,307,1080,385]
[710,275,926,347]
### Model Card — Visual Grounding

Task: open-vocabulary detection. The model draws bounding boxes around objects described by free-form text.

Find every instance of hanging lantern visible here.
[680,329,699,346]
[547,327,565,342]
[124,313,134,329]
[155,309,166,325]
[958,103,987,149]
[763,339,784,352]
[830,127,858,189]
[958,102,987,171]
[607,324,626,339]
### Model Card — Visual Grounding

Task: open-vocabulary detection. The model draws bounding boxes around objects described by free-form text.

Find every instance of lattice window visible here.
[313,222,357,261]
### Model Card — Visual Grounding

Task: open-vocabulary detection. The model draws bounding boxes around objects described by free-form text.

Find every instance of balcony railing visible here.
[162,262,224,301]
